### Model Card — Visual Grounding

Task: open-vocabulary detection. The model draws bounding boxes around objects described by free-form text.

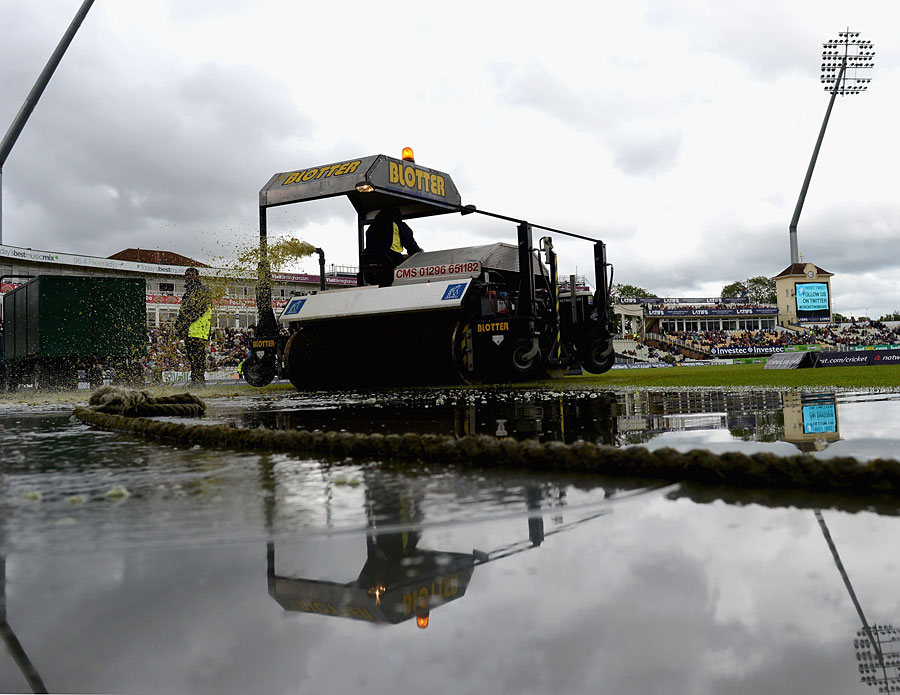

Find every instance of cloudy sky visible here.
[1,0,899,317]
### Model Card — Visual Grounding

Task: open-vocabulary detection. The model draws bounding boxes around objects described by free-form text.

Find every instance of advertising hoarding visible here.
[795,282,830,323]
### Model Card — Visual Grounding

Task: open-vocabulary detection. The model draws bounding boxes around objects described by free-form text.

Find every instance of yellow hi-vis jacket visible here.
[188,307,212,340]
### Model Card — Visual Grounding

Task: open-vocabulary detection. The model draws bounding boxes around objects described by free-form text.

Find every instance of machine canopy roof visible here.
[259,154,463,221]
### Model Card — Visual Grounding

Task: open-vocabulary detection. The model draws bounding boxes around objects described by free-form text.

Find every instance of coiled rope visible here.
[73,391,900,494]
[87,385,206,418]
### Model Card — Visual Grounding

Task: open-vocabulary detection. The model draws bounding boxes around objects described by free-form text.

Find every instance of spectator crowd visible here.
[143,325,254,382]
[652,319,900,356]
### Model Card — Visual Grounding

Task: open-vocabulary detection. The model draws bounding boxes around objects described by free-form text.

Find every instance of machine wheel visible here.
[580,335,615,375]
[242,352,277,387]
[451,320,483,385]
[509,339,543,379]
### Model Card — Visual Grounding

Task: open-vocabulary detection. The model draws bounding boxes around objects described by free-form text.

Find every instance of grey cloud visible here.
[165,0,249,23]
[491,61,602,132]
[644,0,822,80]
[788,204,900,274]
[0,3,350,262]
[710,640,850,695]
[610,226,790,296]
[508,550,721,695]
[490,61,683,177]
[607,200,900,315]
[2,55,318,260]
[612,130,682,176]
[688,200,900,283]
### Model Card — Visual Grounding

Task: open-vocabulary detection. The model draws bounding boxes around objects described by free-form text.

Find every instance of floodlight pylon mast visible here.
[0,0,96,245]
[788,29,874,265]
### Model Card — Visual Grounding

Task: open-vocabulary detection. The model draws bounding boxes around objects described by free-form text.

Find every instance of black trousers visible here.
[186,337,208,384]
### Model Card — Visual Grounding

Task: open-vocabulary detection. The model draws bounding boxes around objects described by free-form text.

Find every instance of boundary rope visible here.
[86,385,206,418]
[72,404,900,495]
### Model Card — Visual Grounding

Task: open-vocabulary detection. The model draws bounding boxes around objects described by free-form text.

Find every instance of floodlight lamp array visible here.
[819,31,874,95]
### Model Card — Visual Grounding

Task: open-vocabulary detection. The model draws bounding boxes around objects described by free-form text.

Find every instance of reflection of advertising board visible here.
[802,403,837,434]
[795,282,830,323]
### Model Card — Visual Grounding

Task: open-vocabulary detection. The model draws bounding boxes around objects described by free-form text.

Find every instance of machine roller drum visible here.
[284,312,463,388]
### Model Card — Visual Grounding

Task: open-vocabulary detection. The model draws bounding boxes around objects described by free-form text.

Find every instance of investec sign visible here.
[710,346,786,356]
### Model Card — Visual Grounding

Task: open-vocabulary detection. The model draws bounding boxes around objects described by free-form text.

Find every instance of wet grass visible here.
[565,363,900,389]
[5,364,900,404]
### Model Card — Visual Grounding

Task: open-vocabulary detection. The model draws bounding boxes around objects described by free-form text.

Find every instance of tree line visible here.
[612,276,776,304]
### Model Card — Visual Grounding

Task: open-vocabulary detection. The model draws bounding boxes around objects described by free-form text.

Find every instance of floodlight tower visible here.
[788,30,875,265]
[0,0,95,245]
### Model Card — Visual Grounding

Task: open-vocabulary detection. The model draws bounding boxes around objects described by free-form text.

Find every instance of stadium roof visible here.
[108,248,209,267]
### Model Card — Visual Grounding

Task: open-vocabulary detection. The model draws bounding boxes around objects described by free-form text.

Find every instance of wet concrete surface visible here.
[2,386,900,694]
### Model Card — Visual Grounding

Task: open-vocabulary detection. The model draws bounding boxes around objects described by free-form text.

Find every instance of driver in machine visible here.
[363,206,423,267]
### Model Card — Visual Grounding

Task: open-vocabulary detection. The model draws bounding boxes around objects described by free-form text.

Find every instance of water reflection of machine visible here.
[265,467,612,629]
[267,539,476,628]
[243,389,850,455]
[0,481,47,693]
[783,393,841,452]
[451,394,619,444]
[242,391,621,445]
[267,472,477,628]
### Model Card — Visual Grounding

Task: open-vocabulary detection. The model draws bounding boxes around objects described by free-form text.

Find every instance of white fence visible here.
[161,369,241,384]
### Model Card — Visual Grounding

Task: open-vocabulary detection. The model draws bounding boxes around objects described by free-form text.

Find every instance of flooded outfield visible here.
[2,387,900,694]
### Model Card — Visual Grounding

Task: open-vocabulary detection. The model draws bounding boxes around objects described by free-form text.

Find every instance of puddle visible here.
[2,387,900,693]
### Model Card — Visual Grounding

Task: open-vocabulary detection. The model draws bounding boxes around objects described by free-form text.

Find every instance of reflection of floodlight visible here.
[817,510,899,691]
[789,29,874,264]
[854,624,900,690]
